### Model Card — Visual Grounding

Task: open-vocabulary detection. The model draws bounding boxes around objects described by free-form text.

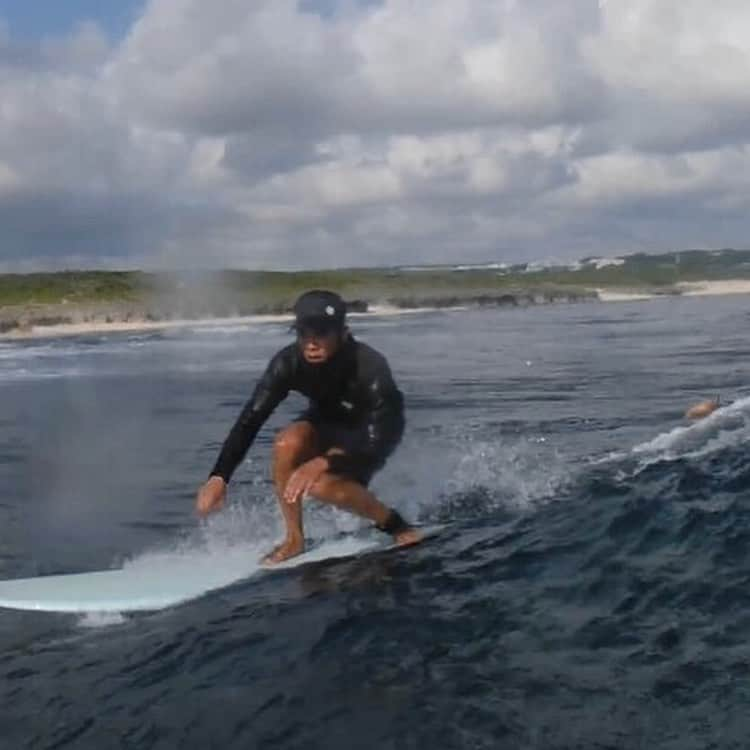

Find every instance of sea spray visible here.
[594,395,750,480]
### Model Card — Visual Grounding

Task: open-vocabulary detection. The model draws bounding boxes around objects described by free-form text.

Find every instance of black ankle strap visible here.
[376,509,409,535]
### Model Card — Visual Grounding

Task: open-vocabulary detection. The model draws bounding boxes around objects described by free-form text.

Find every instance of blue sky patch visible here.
[0,0,144,40]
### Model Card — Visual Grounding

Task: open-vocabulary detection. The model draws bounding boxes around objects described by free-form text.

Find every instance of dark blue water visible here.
[2,295,750,749]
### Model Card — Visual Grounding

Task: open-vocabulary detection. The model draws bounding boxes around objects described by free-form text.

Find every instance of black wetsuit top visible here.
[210,336,405,483]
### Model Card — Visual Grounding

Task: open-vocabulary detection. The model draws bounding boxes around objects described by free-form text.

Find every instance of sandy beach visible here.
[1,280,748,341]
[0,305,460,341]
[594,289,659,302]
[597,279,750,303]
[675,279,750,296]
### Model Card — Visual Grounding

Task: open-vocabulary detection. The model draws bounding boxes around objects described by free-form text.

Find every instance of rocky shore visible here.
[3,249,750,340]
[0,287,598,339]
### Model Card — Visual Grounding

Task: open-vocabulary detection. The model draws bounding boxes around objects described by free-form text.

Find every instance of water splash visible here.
[77,612,127,628]
[401,435,574,523]
[598,396,750,477]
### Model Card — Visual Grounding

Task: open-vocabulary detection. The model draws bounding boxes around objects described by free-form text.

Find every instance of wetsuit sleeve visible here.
[209,350,292,482]
[326,367,405,478]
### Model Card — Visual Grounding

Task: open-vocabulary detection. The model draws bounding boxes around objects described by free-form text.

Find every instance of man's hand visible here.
[284,456,330,505]
[196,476,227,517]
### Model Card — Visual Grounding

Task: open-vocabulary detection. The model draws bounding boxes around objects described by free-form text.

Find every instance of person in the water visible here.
[685,396,721,420]
[195,289,422,563]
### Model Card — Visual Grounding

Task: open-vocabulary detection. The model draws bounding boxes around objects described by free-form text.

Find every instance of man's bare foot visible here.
[393,526,423,548]
[261,537,305,566]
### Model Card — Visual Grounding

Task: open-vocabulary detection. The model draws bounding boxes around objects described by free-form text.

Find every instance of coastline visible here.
[0,304,466,342]
[675,279,750,296]
[594,289,657,302]
[596,279,750,303]
[1,279,749,342]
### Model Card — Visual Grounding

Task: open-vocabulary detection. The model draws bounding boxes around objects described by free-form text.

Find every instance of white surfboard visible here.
[0,526,442,614]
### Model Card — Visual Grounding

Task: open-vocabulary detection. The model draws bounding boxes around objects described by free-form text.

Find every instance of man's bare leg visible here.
[264,422,319,564]
[309,473,423,547]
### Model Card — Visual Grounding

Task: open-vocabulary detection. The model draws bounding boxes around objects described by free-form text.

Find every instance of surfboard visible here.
[0,525,443,614]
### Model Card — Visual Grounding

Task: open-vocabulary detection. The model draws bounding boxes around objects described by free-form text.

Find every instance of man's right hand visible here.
[196,476,227,517]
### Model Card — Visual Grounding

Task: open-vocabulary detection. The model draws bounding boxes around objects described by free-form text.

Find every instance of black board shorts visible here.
[295,410,397,486]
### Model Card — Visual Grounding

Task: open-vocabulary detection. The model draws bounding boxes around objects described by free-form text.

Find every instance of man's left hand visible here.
[284,456,330,504]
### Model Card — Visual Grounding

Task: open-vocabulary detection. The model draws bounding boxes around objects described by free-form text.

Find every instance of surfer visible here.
[195,289,422,563]
[685,396,721,420]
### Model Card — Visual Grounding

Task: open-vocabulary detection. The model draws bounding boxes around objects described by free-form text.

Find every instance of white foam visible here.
[77,611,127,628]
[595,395,750,471]
[633,396,750,455]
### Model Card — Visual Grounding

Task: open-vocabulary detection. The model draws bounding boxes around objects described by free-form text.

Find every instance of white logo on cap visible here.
[325,305,335,316]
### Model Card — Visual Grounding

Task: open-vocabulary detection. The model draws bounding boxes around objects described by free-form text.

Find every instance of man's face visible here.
[297,323,343,364]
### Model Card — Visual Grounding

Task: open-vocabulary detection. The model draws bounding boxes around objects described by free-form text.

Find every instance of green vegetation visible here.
[0,267,591,313]
[1,248,749,333]
[520,249,750,288]
[0,271,152,306]
[204,267,579,309]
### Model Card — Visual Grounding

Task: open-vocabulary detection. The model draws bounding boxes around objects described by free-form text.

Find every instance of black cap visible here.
[292,290,346,331]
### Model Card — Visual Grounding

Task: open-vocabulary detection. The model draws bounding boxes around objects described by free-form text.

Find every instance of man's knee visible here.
[309,472,348,503]
[274,422,317,459]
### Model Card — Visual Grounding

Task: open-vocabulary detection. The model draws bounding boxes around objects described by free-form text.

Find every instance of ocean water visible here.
[1,295,750,749]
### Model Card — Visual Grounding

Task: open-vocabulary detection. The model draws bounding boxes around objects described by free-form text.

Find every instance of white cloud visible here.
[1,0,750,270]
[580,0,750,154]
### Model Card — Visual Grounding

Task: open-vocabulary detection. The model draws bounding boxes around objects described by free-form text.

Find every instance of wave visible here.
[415,393,750,525]
[593,395,750,476]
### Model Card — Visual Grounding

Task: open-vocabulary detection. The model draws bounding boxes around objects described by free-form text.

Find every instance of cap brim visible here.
[290,316,343,334]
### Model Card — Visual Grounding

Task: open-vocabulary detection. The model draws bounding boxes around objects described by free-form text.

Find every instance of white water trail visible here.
[595,395,750,474]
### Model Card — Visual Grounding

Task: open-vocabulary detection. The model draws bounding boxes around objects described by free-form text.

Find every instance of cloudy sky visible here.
[0,0,749,271]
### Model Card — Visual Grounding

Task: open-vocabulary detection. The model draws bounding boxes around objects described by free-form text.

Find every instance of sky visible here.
[1,0,749,271]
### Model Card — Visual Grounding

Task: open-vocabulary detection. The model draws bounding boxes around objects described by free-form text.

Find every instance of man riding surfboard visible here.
[195,290,422,563]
